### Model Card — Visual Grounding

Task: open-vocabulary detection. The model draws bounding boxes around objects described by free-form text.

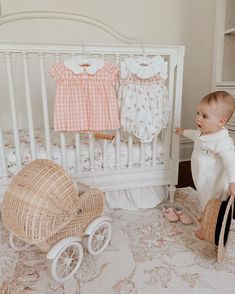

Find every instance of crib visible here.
[0,11,184,206]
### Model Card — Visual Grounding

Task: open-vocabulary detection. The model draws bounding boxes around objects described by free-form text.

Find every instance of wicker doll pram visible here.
[1,159,112,282]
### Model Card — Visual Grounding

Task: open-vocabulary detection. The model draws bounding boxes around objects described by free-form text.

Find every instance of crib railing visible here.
[0,43,184,191]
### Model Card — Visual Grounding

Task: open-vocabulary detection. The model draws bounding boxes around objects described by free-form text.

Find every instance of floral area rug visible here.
[1,187,235,294]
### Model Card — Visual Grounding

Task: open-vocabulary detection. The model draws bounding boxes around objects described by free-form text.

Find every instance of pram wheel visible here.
[51,241,83,283]
[9,232,30,251]
[87,221,111,256]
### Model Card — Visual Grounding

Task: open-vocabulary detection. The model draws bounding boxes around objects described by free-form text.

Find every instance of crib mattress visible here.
[0,129,164,177]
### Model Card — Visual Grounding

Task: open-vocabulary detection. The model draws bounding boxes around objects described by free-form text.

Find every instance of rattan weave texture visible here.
[1,159,104,251]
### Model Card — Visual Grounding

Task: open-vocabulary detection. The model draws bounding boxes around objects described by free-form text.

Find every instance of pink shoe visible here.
[194,228,205,240]
[176,209,193,225]
[162,206,180,222]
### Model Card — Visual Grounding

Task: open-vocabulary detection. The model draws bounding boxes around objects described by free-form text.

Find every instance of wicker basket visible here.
[201,199,221,243]
[200,196,234,262]
[37,188,104,252]
[1,159,104,251]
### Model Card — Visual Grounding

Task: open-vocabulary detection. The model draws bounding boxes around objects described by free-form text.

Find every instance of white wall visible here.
[0,0,216,159]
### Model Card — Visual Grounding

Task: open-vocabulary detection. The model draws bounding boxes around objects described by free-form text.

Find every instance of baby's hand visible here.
[175,127,185,136]
[229,183,235,196]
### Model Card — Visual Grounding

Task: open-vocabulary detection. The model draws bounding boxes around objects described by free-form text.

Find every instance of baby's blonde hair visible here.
[201,91,235,122]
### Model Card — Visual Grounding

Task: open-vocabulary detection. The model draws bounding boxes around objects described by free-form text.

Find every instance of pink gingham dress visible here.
[50,59,120,132]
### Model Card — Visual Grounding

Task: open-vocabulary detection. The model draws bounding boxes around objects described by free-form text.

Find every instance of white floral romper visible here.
[119,56,170,142]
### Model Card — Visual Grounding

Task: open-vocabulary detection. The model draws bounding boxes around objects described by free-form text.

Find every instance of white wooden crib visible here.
[0,12,184,206]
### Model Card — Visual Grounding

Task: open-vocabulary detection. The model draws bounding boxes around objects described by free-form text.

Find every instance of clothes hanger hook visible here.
[138,40,145,55]
[81,41,85,53]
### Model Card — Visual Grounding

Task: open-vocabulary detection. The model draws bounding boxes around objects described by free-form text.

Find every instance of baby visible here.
[175,90,235,239]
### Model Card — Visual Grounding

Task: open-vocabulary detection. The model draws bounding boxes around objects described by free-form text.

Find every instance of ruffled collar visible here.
[64,57,104,74]
[124,56,167,79]
[198,127,229,142]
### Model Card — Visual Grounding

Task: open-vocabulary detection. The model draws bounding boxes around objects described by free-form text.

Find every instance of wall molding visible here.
[0,11,140,45]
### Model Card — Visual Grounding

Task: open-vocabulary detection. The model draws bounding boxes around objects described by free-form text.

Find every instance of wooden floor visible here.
[176,161,195,189]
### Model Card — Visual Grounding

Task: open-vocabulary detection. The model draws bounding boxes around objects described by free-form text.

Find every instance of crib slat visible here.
[39,53,51,159]
[115,55,121,169]
[22,53,36,160]
[128,135,133,167]
[55,54,68,168]
[152,137,157,165]
[115,54,120,93]
[60,132,67,169]
[0,117,8,177]
[164,55,176,163]
[140,143,145,167]
[5,53,22,170]
[75,133,81,173]
[115,54,120,65]
[89,133,95,171]
[103,138,108,169]
[55,53,60,63]
[115,129,120,168]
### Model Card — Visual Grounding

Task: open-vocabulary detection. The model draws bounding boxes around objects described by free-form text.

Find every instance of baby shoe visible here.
[194,228,205,240]
[175,208,193,225]
[162,206,180,222]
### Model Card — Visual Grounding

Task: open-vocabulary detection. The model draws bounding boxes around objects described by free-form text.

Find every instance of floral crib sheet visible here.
[0,129,164,177]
